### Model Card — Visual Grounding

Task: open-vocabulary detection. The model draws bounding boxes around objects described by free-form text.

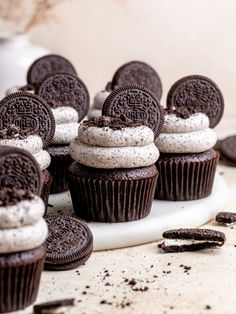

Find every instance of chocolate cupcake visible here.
[36,73,90,194]
[154,75,224,201]
[0,92,55,208]
[68,116,160,222]
[0,188,47,313]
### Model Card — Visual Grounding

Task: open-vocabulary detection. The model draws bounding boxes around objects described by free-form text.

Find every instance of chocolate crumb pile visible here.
[0,125,30,140]
[165,107,198,119]
[82,116,141,130]
[0,188,34,206]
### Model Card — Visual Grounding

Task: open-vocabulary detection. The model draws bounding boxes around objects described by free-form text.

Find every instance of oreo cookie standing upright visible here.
[37,73,90,194]
[27,54,77,88]
[111,61,163,100]
[154,75,223,201]
[0,92,55,208]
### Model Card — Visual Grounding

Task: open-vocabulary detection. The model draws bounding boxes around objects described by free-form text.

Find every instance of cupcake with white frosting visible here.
[0,188,47,313]
[154,108,219,201]
[68,116,159,222]
[87,90,111,119]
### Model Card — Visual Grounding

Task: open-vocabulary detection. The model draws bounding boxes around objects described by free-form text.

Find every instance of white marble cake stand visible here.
[48,173,228,251]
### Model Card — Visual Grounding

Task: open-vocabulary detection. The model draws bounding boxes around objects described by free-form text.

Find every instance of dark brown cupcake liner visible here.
[155,149,219,201]
[68,162,158,222]
[48,145,73,194]
[41,169,53,212]
[0,246,46,313]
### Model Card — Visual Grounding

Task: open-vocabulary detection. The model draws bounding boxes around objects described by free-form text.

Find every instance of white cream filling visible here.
[164,238,222,246]
[0,196,45,229]
[78,125,154,147]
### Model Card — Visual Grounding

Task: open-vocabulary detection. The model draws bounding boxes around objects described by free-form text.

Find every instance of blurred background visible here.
[0,0,235,117]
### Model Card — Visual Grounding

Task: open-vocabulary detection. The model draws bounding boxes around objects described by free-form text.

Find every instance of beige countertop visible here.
[18,117,236,314]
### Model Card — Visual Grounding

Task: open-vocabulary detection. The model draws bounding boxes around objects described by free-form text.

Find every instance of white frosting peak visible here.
[52,106,79,124]
[93,91,110,110]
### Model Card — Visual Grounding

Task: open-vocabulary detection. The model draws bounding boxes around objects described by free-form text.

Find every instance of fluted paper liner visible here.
[0,246,45,313]
[68,167,158,222]
[48,151,73,194]
[155,149,219,201]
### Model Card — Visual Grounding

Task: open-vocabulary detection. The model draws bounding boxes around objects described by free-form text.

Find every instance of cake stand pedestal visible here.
[48,173,227,251]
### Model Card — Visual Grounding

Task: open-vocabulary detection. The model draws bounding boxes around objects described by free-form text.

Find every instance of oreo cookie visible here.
[111,61,163,100]
[167,75,224,128]
[27,54,77,87]
[44,214,93,271]
[158,228,226,253]
[0,145,42,195]
[34,299,75,314]
[0,92,55,148]
[102,85,164,139]
[37,73,90,121]
[216,212,236,226]
[220,135,236,164]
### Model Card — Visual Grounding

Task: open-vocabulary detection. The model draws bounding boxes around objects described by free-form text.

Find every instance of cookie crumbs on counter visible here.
[205,305,212,310]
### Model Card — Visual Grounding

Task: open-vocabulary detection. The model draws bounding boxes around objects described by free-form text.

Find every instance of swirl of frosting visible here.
[52,107,79,144]
[155,113,217,153]
[0,196,45,228]
[78,125,154,147]
[0,135,51,170]
[70,118,159,168]
[0,218,48,253]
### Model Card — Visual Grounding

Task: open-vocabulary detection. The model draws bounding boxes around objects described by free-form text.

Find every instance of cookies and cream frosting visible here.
[155,112,217,153]
[52,106,79,144]
[70,116,159,168]
[0,189,48,253]
[88,90,110,119]
[0,134,51,170]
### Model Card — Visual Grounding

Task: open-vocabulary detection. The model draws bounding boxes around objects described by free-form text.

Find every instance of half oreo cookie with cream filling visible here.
[159,228,226,253]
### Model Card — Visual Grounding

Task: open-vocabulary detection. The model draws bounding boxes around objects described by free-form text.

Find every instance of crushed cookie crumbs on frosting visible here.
[0,125,31,140]
[0,188,34,206]
[164,107,198,119]
[82,116,142,130]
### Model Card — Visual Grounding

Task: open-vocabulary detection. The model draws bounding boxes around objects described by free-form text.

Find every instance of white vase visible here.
[0,33,50,98]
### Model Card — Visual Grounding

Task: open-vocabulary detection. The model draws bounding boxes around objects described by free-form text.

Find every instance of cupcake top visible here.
[70,116,159,169]
[155,108,217,153]
[0,126,51,170]
[0,188,48,253]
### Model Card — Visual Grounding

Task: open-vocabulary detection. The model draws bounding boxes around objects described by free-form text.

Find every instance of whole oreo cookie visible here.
[102,85,164,139]
[37,73,90,121]
[167,75,224,128]
[27,54,77,87]
[44,214,93,271]
[111,61,163,100]
[0,145,43,195]
[0,92,55,148]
